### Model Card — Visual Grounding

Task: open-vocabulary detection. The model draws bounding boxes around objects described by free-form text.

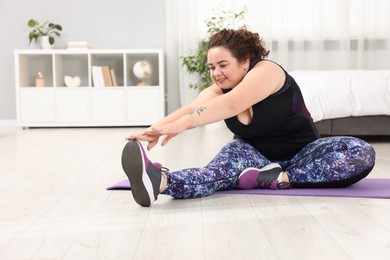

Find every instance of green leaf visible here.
[27,19,38,27]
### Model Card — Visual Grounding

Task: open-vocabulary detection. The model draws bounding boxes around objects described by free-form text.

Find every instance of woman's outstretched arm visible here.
[126,83,222,150]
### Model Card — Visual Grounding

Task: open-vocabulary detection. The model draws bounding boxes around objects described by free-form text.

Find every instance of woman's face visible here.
[207,46,248,89]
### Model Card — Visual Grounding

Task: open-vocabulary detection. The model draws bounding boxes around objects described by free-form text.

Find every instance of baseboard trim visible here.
[0,119,17,127]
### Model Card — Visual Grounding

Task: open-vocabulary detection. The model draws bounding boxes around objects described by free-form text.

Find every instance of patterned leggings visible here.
[162,136,376,199]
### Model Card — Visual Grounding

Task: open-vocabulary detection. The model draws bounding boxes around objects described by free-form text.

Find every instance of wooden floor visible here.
[0,126,389,259]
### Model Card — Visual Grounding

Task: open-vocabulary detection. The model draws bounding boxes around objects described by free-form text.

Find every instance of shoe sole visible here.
[121,141,154,207]
[238,163,281,179]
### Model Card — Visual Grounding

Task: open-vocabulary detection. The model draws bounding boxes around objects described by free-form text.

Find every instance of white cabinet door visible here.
[20,88,54,123]
[126,88,161,124]
[56,89,90,122]
[91,89,125,122]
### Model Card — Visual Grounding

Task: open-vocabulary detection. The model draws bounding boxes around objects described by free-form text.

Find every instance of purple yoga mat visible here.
[106,178,390,199]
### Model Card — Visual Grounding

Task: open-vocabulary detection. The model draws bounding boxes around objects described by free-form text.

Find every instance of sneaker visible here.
[121,140,164,207]
[237,163,291,190]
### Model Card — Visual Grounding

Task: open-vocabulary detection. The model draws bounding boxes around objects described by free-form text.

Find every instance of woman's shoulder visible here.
[248,59,287,94]
[252,59,286,78]
[256,59,286,71]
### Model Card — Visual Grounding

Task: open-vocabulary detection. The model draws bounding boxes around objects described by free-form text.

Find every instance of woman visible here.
[121,28,376,207]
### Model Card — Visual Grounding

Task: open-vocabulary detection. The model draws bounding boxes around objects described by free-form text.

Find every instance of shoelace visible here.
[152,162,169,173]
[160,166,169,173]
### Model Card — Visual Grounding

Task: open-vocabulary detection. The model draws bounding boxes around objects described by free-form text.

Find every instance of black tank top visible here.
[223,59,319,161]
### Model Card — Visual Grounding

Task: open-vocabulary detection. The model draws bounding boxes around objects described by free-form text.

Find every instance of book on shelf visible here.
[110,69,118,86]
[91,66,100,87]
[101,66,110,87]
[91,66,117,87]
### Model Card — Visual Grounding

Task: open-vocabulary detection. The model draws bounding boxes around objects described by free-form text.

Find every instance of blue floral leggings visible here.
[162,137,376,199]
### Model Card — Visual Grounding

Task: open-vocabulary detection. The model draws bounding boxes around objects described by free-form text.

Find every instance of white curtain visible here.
[168,0,390,105]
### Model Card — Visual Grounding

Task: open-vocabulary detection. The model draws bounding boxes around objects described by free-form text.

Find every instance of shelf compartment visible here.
[90,53,124,87]
[54,54,89,87]
[126,53,160,87]
[18,54,54,87]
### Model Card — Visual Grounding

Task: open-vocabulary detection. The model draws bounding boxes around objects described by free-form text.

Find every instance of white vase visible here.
[39,36,54,49]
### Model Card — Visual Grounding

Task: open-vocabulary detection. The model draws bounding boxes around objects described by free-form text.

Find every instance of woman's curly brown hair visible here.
[207,28,270,62]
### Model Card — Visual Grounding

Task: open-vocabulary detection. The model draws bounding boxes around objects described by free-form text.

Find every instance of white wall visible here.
[0,0,180,121]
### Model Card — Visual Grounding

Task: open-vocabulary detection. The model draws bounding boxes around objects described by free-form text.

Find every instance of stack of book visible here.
[67,41,93,49]
[91,66,118,87]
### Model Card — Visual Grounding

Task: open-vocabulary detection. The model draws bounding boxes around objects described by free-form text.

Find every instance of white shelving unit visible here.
[14,49,165,127]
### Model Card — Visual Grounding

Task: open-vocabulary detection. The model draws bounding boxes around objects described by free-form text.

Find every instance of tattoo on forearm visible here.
[189,106,207,116]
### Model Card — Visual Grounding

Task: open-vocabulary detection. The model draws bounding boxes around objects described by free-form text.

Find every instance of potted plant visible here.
[28,19,62,49]
[180,8,246,91]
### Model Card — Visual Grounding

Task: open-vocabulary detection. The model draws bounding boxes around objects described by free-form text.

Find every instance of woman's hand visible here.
[125,128,161,150]
[153,116,189,146]
[126,116,190,149]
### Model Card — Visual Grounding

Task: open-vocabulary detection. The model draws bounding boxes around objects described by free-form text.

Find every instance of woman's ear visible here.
[241,58,250,71]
